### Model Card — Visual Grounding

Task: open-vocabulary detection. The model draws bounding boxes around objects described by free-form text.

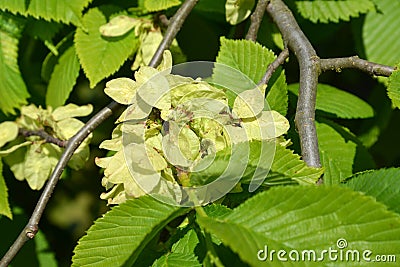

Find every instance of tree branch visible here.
[245,0,270,41]
[149,0,198,67]
[0,1,199,265]
[266,0,321,168]
[18,128,67,148]
[320,56,395,77]
[258,47,289,86]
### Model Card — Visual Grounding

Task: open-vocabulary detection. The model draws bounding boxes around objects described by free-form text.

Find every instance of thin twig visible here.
[245,0,270,41]
[320,56,395,77]
[18,128,67,148]
[149,0,198,67]
[258,47,289,86]
[266,0,321,168]
[0,1,199,265]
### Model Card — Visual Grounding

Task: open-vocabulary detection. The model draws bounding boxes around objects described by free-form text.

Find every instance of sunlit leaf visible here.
[225,0,255,25]
[74,8,139,88]
[388,63,400,109]
[105,77,137,105]
[0,141,30,157]
[72,195,188,267]
[344,168,400,214]
[296,0,375,23]
[52,104,93,121]
[233,87,264,119]
[46,45,80,108]
[0,0,93,26]
[363,0,400,68]
[100,15,140,37]
[242,111,289,140]
[0,160,12,219]
[0,121,18,148]
[0,12,29,114]
[24,143,59,190]
[265,144,323,185]
[143,0,181,12]
[197,186,400,267]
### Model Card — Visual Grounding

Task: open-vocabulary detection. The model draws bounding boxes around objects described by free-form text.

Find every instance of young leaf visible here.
[0,0,93,26]
[71,195,189,267]
[0,121,18,148]
[296,0,375,23]
[46,45,80,108]
[23,143,59,190]
[52,103,93,121]
[225,0,255,25]
[0,12,29,114]
[316,121,356,185]
[74,8,139,88]
[363,0,400,67]
[387,63,400,109]
[343,168,400,214]
[197,186,400,266]
[0,160,12,219]
[99,15,140,37]
[144,0,181,12]
[288,83,374,119]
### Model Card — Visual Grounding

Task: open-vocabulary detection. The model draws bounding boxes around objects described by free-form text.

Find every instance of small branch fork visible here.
[18,128,67,148]
[249,0,396,169]
[0,1,198,266]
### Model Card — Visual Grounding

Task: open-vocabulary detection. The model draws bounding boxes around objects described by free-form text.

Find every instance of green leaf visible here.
[71,195,188,267]
[213,37,276,90]
[171,229,200,254]
[0,121,18,148]
[265,67,288,116]
[152,253,201,267]
[388,63,400,109]
[316,121,356,185]
[144,0,181,12]
[343,168,400,214]
[74,8,139,88]
[267,144,323,185]
[197,186,400,266]
[0,12,29,114]
[225,0,255,25]
[213,37,287,112]
[296,0,375,23]
[0,0,93,25]
[363,0,400,67]
[0,160,12,219]
[46,45,80,108]
[288,83,374,119]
